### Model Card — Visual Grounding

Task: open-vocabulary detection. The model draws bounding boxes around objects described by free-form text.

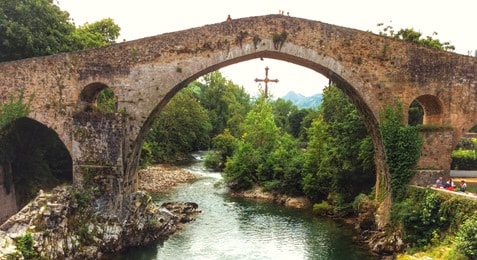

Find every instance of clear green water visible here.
[113,156,379,260]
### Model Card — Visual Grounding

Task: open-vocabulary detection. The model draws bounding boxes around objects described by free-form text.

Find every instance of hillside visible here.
[280,91,322,109]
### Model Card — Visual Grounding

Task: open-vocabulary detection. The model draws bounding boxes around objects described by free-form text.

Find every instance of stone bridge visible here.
[1,15,476,215]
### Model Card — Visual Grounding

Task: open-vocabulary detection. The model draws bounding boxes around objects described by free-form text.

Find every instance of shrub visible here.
[15,233,38,259]
[455,215,477,258]
[313,201,333,216]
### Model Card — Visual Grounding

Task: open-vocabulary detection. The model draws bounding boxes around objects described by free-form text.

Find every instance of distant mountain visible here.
[280,91,323,109]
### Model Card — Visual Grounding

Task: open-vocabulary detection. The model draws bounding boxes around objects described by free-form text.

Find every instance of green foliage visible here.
[0,91,32,130]
[95,87,116,113]
[312,201,333,216]
[70,188,91,208]
[196,72,251,137]
[287,108,311,140]
[223,98,305,195]
[380,102,423,202]
[400,189,442,247]
[302,114,332,201]
[142,87,212,163]
[408,100,423,126]
[455,215,477,259]
[451,137,477,170]
[70,18,120,50]
[376,23,455,51]
[15,232,39,259]
[0,91,32,195]
[207,129,238,170]
[270,98,298,134]
[393,187,477,251]
[0,0,120,62]
[203,151,222,171]
[302,84,375,205]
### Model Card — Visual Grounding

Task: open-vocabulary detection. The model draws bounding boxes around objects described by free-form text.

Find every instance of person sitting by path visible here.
[444,179,455,191]
[459,180,467,192]
[435,176,443,188]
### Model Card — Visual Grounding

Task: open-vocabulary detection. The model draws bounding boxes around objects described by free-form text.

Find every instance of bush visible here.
[203,151,222,171]
[15,233,38,259]
[313,201,333,216]
[455,215,477,258]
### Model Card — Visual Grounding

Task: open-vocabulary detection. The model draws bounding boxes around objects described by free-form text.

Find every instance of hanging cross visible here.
[254,66,279,98]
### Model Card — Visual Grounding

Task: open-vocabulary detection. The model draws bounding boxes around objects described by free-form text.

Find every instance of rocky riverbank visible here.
[0,165,200,259]
[229,185,313,209]
[138,164,197,194]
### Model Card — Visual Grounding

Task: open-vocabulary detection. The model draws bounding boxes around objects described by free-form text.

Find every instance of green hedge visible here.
[451,149,477,170]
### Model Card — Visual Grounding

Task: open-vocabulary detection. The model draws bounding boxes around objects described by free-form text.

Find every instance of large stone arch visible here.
[132,48,390,213]
[0,14,476,224]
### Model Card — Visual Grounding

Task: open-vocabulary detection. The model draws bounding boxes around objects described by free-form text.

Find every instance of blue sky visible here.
[59,0,477,97]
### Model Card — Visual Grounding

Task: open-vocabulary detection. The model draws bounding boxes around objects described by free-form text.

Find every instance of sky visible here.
[59,0,477,98]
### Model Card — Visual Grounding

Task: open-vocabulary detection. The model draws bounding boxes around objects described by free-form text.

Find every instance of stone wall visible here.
[417,129,455,171]
[0,165,17,224]
[410,170,448,187]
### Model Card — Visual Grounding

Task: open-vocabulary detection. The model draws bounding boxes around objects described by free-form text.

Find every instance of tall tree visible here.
[303,84,375,204]
[197,71,251,137]
[141,87,212,163]
[0,0,120,62]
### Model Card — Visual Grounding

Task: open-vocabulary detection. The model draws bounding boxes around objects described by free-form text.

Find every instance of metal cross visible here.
[254,66,279,98]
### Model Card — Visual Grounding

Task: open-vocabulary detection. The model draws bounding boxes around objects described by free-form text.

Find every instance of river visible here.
[116,153,379,260]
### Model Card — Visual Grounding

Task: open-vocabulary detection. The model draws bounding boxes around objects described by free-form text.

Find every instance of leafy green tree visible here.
[302,114,331,201]
[141,87,212,163]
[302,84,375,205]
[0,0,120,62]
[197,72,251,137]
[95,87,116,112]
[408,100,423,126]
[205,129,238,170]
[320,85,374,203]
[0,0,74,61]
[70,18,120,50]
[224,98,279,188]
[224,98,305,195]
[288,108,311,139]
[270,98,298,133]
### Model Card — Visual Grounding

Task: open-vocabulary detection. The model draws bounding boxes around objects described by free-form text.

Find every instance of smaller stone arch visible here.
[78,82,117,113]
[409,95,444,125]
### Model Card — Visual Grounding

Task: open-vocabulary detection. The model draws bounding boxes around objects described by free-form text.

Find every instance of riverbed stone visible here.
[0,186,201,259]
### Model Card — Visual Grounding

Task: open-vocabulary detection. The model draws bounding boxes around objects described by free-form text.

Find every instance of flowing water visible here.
[116,153,379,260]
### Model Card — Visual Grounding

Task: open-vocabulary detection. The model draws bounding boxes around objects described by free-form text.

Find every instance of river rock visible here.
[0,186,201,259]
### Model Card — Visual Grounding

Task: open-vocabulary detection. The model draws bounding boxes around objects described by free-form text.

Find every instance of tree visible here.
[141,87,212,163]
[70,18,120,50]
[0,0,120,62]
[302,84,375,205]
[197,72,251,137]
[270,98,298,133]
[224,98,279,188]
